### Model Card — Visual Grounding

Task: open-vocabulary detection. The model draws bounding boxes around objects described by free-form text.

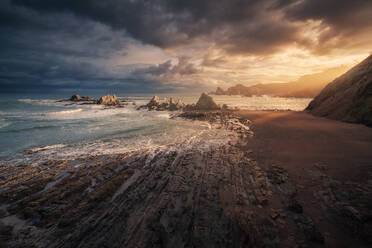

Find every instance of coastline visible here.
[1,110,372,247]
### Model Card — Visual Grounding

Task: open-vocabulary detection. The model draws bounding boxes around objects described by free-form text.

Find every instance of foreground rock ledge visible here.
[0,112,341,248]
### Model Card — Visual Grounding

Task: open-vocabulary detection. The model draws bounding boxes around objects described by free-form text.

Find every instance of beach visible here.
[238,110,372,247]
[1,103,372,247]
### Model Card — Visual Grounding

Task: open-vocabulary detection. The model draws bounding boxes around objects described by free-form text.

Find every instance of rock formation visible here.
[70,94,81,101]
[141,96,184,111]
[98,94,119,106]
[141,93,220,112]
[214,87,225,95]
[307,54,372,126]
[194,93,220,110]
[70,94,92,101]
[176,99,184,108]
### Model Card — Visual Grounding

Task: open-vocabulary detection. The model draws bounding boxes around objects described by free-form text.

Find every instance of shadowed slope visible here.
[307,55,372,126]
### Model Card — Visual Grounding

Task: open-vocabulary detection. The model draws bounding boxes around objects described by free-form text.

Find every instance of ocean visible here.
[0,94,312,166]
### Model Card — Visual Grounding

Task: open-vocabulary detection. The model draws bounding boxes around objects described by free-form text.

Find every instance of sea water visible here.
[0,94,311,166]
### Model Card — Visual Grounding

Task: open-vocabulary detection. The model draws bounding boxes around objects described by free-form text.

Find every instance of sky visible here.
[1,0,372,94]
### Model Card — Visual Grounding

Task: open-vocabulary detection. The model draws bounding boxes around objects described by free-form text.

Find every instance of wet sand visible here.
[238,110,372,181]
[238,110,372,247]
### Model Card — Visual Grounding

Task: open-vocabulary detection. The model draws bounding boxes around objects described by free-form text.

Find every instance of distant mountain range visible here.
[307,54,372,126]
[211,66,349,98]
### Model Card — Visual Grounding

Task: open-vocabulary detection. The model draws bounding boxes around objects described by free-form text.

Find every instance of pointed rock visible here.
[195,93,220,110]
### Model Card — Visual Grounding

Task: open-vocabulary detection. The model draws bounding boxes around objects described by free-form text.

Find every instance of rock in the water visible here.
[307,54,372,126]
[145,95,160,110]
[195,93,220,110]
[169,96,177,105]
[215,87,226,95]
[169,97,184,111]
[149,95,160,106]
[70,94,81,101]
[176,99,184,108]
[69,94,92,102]
[98,94,119,105]
[144,96,183,111]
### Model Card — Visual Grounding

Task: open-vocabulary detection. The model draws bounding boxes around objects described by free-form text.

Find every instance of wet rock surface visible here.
[1,112,371,247]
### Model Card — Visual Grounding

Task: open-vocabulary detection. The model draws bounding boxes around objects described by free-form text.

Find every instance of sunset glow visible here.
[1,0,371,93]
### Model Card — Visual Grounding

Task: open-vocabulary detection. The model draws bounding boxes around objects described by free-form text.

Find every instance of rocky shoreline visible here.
[0,108,325,248]
[58,94,129,107]
[1,94,371,248]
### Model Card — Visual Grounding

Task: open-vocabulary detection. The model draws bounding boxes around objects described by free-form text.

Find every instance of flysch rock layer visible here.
[1,112,371,247]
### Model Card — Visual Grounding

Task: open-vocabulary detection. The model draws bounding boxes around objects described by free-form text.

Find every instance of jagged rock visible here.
[176,99,184,108]
[143,96,184,111]
[168,98,184,111]
[148,96,160,106]
[195,93,220,110]
[169,96,177,105]
[98,94,119,105]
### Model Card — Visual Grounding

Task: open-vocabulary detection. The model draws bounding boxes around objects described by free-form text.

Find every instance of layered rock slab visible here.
[0,113,328,248]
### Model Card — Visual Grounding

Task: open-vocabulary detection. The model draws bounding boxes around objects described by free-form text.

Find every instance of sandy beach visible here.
[239,110,372,181]
[239,110,372,247]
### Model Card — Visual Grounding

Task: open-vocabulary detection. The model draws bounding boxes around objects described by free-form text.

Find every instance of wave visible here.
[44,106,137,120]
[30,144,67,153]
[155,113,171,119]
[0,125,58,133]
[0,119,10,129]
[48,109,83,115]
[18,98,60,106]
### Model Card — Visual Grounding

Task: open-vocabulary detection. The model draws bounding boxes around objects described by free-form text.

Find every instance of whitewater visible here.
[0,94,311,166]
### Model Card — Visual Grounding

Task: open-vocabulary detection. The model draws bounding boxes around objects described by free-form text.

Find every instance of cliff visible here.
[307,54,372,126]
[213,66,349,98]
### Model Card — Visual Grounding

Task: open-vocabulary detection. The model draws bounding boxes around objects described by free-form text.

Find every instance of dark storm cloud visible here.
[12,0,372,54]
[0,0,166,93]
[1,0,372,93]
[133,57,200,83]
[285,0,372,29]
[11,0,295,54]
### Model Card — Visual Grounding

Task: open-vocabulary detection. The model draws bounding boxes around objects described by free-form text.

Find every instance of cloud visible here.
[12,0,372,56]
[132,56,201,84]
[1,0,372,93]
[282,0,372,53]
[0,0,170,93]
